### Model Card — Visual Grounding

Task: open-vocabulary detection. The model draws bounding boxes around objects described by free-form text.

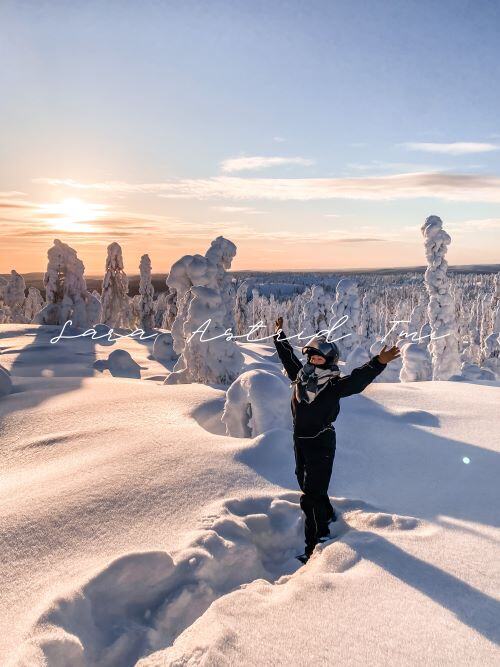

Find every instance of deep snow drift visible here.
[0,324,499,666]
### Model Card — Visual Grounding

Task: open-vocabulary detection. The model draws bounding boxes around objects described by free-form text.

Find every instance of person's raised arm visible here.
[272,316,303,381]
[336,345,400,398]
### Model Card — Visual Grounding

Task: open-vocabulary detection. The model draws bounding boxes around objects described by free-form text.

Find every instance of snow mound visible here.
[93,349,144,379]
[152,333,176,363]
[0,365,13,396]
[222,369,292,437]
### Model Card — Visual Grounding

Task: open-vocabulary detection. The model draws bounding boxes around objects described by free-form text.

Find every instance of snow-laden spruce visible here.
[400,342,432,382]
[155,286,177,329]
[359,293,378,345]
[343,345,371,374]
[481,333,500,379]
[370,340,402,382]
[24,287,44,322]
[205,236,237,331]
[299,284,330,337]
[164,285,243,385]
[328,278,360,354]
[3,270,27,323]
[222,369,291,436]
[0,276,7,323]
[421,216,461,380]
[101,242,132,329]
[166,254,218,358]
[33,239,101,328]
[138,254,155,331]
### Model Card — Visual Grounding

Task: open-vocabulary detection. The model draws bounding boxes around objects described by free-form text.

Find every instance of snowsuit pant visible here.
[293,428,336,556]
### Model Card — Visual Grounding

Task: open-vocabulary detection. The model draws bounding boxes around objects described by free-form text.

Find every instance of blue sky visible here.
[1,0,500,273]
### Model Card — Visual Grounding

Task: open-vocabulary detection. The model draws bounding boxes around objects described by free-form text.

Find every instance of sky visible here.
[1,0,500,275]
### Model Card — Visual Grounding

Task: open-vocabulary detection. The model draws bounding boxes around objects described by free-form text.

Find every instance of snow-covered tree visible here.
[4,270,27,322]
[359,292,378,344]
[164,285,244,385]
[24,286,44,322]
[101,242,132,328]
[160,286,177,331]
[138,254,155,331]
[400,342,432,382]
[408,299,427,342]
[421,215,461,380]
[369,340,402,382]
[205,236,237,331]
[328,278,361,355]
[33,239,101,327]
[481,333,500,379]
[491,273,500,336]
[299,284,329,336]
[0,276,7,323]
[167,253,218,358]
[234,281,249,335]
[344,345,371,374]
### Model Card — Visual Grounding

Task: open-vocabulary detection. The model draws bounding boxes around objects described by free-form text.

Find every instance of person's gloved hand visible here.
[378,344,401,364]
[275,316,283,334]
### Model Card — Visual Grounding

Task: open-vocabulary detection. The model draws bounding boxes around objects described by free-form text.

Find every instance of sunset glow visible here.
[38,198,106,234]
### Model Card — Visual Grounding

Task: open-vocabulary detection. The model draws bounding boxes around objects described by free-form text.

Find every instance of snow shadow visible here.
[237,395,499,530]
[18,493,305,667]
[191,396,227,436]
[335,525,500,645]
[0,325,98,428]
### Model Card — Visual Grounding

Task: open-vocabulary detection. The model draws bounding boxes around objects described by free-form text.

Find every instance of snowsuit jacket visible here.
[273,330,387,438]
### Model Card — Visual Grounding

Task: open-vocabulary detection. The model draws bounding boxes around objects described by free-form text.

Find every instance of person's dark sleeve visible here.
[273,329,303,381]
[336,356,387,398]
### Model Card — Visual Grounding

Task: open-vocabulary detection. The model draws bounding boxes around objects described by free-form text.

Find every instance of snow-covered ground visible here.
[0,324,499,666]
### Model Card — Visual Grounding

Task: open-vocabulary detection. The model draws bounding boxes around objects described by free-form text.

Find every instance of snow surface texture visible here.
[0,325,499,666]
[421,216,461,380]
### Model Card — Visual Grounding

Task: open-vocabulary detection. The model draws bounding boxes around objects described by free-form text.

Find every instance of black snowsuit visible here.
[273,329,387,555]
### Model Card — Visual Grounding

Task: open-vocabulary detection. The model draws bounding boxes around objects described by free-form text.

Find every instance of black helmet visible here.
[302,334,340,365]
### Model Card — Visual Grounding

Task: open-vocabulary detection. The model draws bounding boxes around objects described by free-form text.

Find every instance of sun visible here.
[40,198,106,233]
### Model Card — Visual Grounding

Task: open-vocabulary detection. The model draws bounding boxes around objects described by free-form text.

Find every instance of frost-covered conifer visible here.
[34,239,101,327]
[138,254,155,331]
[205,236,237,331]
[299,285,329,336]
[167,254,218,358]
[101,242,132,328]
[4,270,27,322]
[24,287,44,322]
[164,285,243,385]
[328,278,360,354]
[400,342,432,382]
[421,216,461,380]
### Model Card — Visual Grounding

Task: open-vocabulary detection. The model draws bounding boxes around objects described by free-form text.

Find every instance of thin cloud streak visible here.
[401,142,499,155]
[220,155,314,173]
[36,172,500,203]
